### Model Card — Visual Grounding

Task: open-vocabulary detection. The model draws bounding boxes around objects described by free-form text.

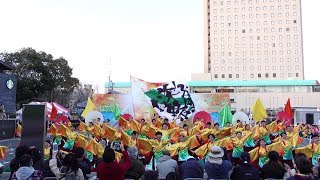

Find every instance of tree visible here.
[0,47,79,107]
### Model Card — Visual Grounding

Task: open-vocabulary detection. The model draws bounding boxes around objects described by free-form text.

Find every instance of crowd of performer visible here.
[1,116,320,179]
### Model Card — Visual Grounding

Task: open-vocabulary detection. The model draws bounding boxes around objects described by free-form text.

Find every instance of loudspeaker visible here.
[21,104,46,157]
[0,120,16,140]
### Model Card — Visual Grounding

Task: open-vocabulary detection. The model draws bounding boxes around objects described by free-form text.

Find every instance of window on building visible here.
[273,66,276,70]
[288,73,292,78]
[296,73,299,77]
[236,74,239,78]
[222,74,225,78]
[273,73,276,78]
[295,58,299,62]
[228,67,232,71]
[229,74,232,78]
[258,73,261,78]
[272,58,276,62]
[250,74,254,78]
[242,29,246,33]
[288,66,291,70]
[243,67,247,71]
[280,66,284,70]
[258,66,261,70]
[294,20,297,24]
[265,73,269,78]
[214,74,218,78]
[295,65,299,70]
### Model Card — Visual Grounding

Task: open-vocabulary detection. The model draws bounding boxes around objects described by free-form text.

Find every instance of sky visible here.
[0,0,319,92]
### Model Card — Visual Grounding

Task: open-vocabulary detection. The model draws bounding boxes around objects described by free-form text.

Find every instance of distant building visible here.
[197,0,304,81]
[0,61,17,116]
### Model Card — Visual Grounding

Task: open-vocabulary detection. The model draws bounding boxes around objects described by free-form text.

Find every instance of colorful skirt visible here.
[258,156,269,168]
[244,138,255,147]
[178,149,189,162]
[232,147,244,158]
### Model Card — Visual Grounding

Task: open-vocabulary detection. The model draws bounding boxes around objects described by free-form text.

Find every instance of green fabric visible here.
[85,151,93,162]
[283,148,293,160]
[178,148,189,162]
[125,129,133,136]
[63,139,75,150]
[54,136,62,145]
[138,134,147,139]
[244,138,255,147]
[312,152,320,166]
[218,105,232,127]
[145,89,193,108]
[113,103,121,120]
[262,134,271,144]
[155,152,163,161]
[259,156,269,168]
[232,147,244,158]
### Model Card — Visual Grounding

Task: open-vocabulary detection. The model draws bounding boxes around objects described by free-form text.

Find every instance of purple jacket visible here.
[179,158,203,180]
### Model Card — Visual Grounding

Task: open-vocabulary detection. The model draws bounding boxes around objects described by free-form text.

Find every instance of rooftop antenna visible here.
[107,57,114,94]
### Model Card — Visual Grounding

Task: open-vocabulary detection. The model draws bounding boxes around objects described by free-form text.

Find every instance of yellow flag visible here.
[81,98,95,118]
[0,146,7,160]
[252,98,268,121]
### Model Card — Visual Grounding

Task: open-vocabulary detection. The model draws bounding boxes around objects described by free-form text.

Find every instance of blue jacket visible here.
[179,158,203,180]
[205,160,233,180]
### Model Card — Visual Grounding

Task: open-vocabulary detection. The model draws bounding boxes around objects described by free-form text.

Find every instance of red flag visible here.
[284,98,293,118]
[50,103,58,121]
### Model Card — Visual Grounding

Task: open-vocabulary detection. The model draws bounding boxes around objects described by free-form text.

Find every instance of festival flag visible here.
[50,103,58,121]
[103,124,117,142]
[119,117,131,129]
[113,104,121,120]
[0,146,7,160]
[144,125,157,139]
[86,138,104,157]
[81,98,95,118]
[77,121,88,132]
[252,98,268,121]
[115,151,123,162]
[47,124,57,136]
[15,123,22,137]
[75,134,88,149]
[284,98,293,118]
[120,130,132,146]
[218,104,233,127]
[292,132,304,147]
[137,138,153,152]
[56,124,70,137]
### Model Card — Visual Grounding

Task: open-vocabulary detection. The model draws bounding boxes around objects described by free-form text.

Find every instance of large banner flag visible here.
[252,98,268,121]
[145,81,195,123]
[130,76,164,119]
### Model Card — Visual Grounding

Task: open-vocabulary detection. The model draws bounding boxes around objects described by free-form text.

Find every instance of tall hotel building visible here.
[194,0,304,81]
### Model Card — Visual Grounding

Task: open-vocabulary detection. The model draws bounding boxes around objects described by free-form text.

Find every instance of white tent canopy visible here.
[16,102,69,117]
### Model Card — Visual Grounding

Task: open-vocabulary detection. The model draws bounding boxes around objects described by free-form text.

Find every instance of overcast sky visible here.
[0,0,319,92]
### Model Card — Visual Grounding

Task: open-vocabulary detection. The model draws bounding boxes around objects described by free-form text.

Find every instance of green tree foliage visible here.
[0,47,79,106]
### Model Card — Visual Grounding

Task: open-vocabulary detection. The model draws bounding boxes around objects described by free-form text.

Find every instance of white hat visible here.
[207,146,224,164]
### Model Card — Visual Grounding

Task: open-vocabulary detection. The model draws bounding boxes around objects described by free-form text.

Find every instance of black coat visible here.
[261,162,286,179]
[230,163,259,180]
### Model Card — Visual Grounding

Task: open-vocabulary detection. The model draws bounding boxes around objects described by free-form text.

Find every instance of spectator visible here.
[166,172,181,180]
[230,152,259,180]
[157,150,178,179]
[179,156,203,180]
[74,147,92,180]
[261,151,286,179]
[205,146,233,180]
[96,144,131,180]
[286,157,314,180]
[10,145,30,179]
[49,152,84,180]
[29,147,43,172]
[125,146,145,180]
[11,154,43,180]
[312,165,320,179]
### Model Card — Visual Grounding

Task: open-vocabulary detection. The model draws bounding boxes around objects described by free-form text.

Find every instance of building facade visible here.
[199,0,304,81]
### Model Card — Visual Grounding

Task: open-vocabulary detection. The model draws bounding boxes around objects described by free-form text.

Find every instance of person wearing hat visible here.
[179,155,203,180]
[230,152,259,180]
[157,150,178,179]
[295,133,320,166]
[205,146,232,180]
[124,146,145,180]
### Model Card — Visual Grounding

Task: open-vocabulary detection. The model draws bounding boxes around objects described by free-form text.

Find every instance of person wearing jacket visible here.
[124,146,145,180]
[230,152,259,180]
[179,156,203,180]
[74,147,92,180]
[96,143,131,180]
[10,145,30,179]
[49,152,84,180]
[11,154,43,180]
[205,146,233,180]
[260,151,286,179]
[156,150,178,179]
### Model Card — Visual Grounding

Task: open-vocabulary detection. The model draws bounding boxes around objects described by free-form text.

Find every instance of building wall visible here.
[295,108,320,125]
[203,0,304,80]
[230,92,320,112]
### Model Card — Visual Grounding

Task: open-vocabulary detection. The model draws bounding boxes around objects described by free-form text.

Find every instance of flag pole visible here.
[130,76,136,119]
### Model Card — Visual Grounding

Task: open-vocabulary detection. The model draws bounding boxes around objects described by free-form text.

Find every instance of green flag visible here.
[218,104,232,127]
[113,103,121,120]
